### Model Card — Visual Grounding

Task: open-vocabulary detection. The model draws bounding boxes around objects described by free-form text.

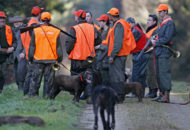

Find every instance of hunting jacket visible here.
[155,16,176,58]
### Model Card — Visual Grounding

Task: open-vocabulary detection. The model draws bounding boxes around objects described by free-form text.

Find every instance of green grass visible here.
[0,83,85,130]
[172,81,190,101]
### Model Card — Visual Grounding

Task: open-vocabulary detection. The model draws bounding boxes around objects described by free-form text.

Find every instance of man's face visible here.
[13,21,23,28]
[129,23,135,28]
[75,16,79,23]
[86,13,92,24]
[158,10,166,18]
[0,18,6,28]
[147,16,156,27]
[109,15,114,21]
[98,21,106,28]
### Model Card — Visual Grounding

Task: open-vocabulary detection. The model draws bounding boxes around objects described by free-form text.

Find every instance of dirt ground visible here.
[78,92,190,130]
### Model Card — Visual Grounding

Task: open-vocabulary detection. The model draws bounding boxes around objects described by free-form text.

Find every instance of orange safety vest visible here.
[108,19,136,56]
[102,28,112,45]
[33,25,60,60]
[146,26,158,39]
[20,33,26,48]
[5,25,13,46]
[155,17,173,45]
[23,18,39,60]
[69,23,95,60]
[160,17,173,27]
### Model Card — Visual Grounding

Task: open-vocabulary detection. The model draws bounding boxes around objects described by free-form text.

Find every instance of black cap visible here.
[126,17,135,23]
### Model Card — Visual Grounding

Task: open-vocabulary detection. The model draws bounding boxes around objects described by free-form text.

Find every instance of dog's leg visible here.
[93,104,98,130]
[111,106,115,130]
[73,89,80,103]
[75,89,81,103]
[137,89,143,102]
[100,108,106,130]
[138,96,142,102]
[48,85,61,99]
[106,108,111,130]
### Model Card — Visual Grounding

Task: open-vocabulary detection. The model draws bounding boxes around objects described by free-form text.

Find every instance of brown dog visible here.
[0,115,45,126]
[124,82,144,102]
[48,70,92,103]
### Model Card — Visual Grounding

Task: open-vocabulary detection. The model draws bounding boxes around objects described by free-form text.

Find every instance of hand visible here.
[6,47,14,53]
[151,40,156,47]
[109,57,114,64]
[19,53,25,60]
[95,45,100,50]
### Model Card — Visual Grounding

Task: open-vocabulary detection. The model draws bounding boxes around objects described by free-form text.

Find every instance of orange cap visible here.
[31,6,42,15]
[41,12,51,21]
[107,8,119,16]
[96,14,109,21]
[0,11,6,18]
[73,9,86,18]
[157,4,168,12]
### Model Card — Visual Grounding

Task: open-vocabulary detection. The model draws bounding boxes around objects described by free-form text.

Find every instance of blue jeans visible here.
[132,53,150,88]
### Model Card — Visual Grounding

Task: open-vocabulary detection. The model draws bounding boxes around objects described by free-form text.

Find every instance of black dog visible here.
[92,85,119,130]
[48,70,92,103]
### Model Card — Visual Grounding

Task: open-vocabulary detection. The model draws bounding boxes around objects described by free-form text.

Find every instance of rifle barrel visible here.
[136,35,156,60]
[20,24,41,33]
[48,23,76,39]
[20,23,76,39]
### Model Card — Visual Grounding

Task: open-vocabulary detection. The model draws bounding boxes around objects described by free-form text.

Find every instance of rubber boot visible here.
[166,91,170,102]
[157,91,170,103]
[146,88,158,98]
[151,88,158,98]
[145,88,152,98]
[152,92,163,101]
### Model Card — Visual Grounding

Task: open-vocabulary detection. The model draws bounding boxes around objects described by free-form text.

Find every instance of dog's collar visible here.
[80,76,84,82]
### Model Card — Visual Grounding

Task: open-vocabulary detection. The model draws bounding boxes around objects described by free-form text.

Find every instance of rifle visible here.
[47,23,76,39]
[20,23,76,39]
[98,48,108,62]
[136,35,157,60]
[20,24,42,33]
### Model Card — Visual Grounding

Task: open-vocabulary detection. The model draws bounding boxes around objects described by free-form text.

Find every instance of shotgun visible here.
[98,48,108,62]
[20,24,42,33]
[20,23,76,39]
[47,23,76,39]
[136,35,157,60]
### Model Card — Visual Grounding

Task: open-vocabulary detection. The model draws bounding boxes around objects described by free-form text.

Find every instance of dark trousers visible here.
[23,62,35,95]
[155,57,171,92]
[132,53,150,88]
[0,62,7,92]
[109,56,126,95]
[146,54,157,90]
[28,63,55,97]
[14,58,27,86]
